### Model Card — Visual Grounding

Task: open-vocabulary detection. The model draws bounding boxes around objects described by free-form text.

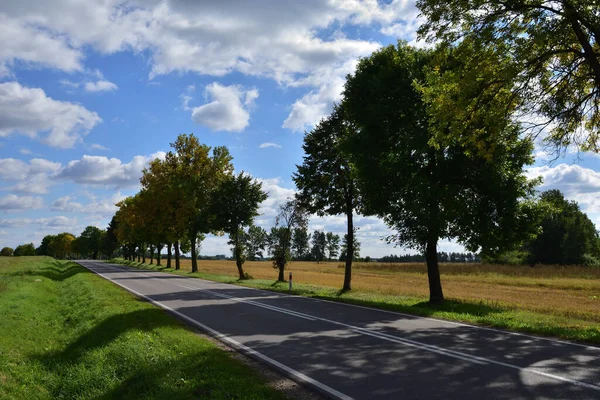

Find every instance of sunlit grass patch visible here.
[0,257,285,400]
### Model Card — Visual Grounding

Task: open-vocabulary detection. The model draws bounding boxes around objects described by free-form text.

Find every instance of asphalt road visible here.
[78,260,600,400]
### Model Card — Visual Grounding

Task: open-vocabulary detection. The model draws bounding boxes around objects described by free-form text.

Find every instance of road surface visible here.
[78,261,600,400]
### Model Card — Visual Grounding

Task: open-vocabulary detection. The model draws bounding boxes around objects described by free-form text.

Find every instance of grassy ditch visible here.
[109,258,600,345]
[0,256,285,400]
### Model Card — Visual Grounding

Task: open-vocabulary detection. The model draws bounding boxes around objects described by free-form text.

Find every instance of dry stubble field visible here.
[172,259,600,322]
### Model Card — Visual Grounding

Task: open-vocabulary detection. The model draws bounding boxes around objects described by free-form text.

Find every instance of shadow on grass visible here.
[7,260,87,282]
[34,307,281,399]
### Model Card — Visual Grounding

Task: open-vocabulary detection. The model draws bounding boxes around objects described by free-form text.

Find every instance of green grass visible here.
[0,256,286,400]
[110,258,600,345]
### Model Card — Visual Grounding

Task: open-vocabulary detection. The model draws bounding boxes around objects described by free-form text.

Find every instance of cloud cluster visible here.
[527,163,600,214]
[51,192,126,217]
[84,80,118,92]
[0,82,101,148]
[0,1,419,132]
[190,83,258,132]
[0,158,61,194]
[0,216,76,229]
[259,142,282,149]
[54,152,166,188]
[0,194,43,211]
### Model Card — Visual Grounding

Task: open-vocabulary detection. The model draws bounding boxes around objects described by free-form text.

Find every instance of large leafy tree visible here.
[342,43,537,303]
[418,0,600,154]
[530,190,600,265]
[213,173,267,279]
[101,216,120,260]
[269,199,308,282]
[294,105,361,290]
[245,225,268,261]
[167,134,234,273]
[310,230,326,263]
[0,247,13,256]
[325,232,340,261]
[339,233,360,262]
[79,225,104,259]
[50,233,76,259]
[141,157,188,269]
[291,227,310,261]
[14,243,36,256]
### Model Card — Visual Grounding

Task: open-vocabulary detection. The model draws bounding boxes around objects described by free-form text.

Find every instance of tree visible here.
[213,173,267,279]
[0,247,13,256]
[101,216,120,259]
[245,225,268,261]
[339,232,360,262]
[325,232,340,261]
[418,0,600,154]
[291,227,310,261]
[49,233,76,259]
[166,134,233,273]
[310,230,326,263]
[269,199,308,281]
[529,190,600,265]
[14,243,36,256]
[342,43,537,303]
[79,226,104,259]
[37,235,55,256]
[294,104,361,290]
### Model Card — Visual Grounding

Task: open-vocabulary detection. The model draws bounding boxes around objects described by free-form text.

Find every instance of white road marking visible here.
[84,261,600,393]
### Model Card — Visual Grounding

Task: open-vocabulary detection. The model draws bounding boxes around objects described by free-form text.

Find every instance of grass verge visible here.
[110,258,600,345]
[0,256,285,400]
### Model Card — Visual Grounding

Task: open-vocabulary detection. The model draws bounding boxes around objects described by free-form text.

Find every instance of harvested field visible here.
[168,259,600,322]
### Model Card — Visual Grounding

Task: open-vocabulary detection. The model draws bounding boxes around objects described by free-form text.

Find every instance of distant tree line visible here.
[380,252,481,263]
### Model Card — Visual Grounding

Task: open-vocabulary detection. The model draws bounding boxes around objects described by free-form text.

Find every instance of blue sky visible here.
[1,0,599,257]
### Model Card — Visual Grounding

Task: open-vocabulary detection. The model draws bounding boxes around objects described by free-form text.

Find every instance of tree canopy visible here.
[342,42,537,302]
[418,0,600,154]
[294,105,360,290]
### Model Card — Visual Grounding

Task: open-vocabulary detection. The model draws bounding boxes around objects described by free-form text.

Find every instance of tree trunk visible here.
[235,231,245,280]
[137,245,141,262]
[425,237,444,304]
[425,147,444,304]
[142,246,146,263]
[174,241,180,270]
[343,202,353,291]
[278,264,285,282]
[166,243,172,268]
[157,244,162,266]
[190,232,198,273]
[149,245,154,264]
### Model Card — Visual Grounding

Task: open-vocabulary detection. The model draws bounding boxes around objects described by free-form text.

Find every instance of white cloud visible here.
[19,148,32,155]
[0,82,101,148]
[51,192,125,217]
[0,216,76,229]
[180,94,193,111]
[0,13,82,75]
[259,142,282,149]
[282,64,350,131]
[0,194,43,211]
[526,163,600,214]
[54,152,165,188]
[84,80,118,92]
[191,83,258,132]
[90,143,109,150]
[0,158,61,194]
